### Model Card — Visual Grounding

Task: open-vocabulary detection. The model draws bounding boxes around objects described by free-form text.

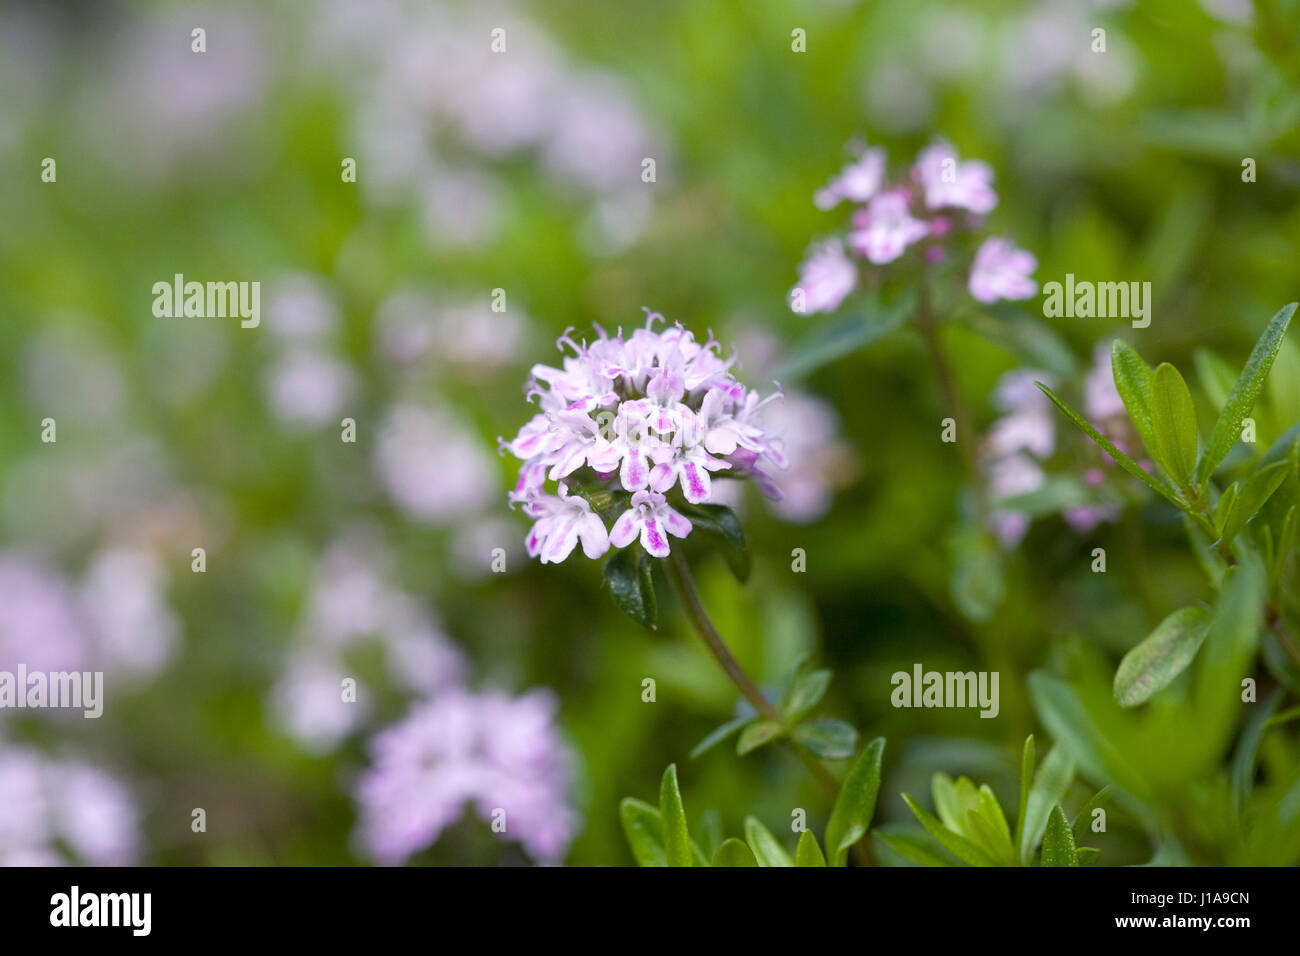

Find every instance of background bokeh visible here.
[2,0,1299,865]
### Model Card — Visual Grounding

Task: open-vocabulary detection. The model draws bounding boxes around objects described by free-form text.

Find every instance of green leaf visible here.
[948,528,1005,622]
[932,774,980,836]
[619,798,666,867]
[996,476,1092,518]
[1028,671,1150,803]
[1148,362,1200,489]
[1218,459,1291,545]
[1193,348,1237,413]
[1020,744,1075,864]
[792,717,858,759]
[901,794,997,867]
[1232,688,1284,818]
[1040,806,1078,867]
[1111,339,1159,456]
[1071,787,1113,845]
[1259,422,1300,470]
[696,809,724,859]
[794,830,827,867]
[659,764,693,867]
[677,503,751,582]
[690,714,754,759]
[873,827,955,867]
[1185,512,1228,589]
[1036,383,1185,510]
[1193,555,1266,733]
[736,720,784,755]
[1196,302,1298,489]
[604,548,657,630]
[711,838,757,867]
[967,306,1080,378]
[969,787,1016,865]
[1076,846,1102,866]
[744,816,793,867]
[824,737,885,866]
[1113,605,1212,707]
[774,289,914,381]
[780,667,832,722]
[1214,482,1240,537]
[1012,735,1035,862]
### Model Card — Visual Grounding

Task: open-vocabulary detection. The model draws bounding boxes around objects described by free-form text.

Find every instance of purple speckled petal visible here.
[609,509,638,548]
[639,514,670,558]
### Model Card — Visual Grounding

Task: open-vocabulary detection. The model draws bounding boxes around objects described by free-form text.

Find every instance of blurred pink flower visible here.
[1084,341,1126,421]
[272,654,369,753]
[758,393,844,523]
[986,454,1046,547]
[82,6,269,180]
[265,274,340,343]
[1064,503,1122,533]
[273,535,468,753]
[0,746,139,866]
[814,147,886,210]
[968,238,1038,304]
[375,404,496,523]
[79,547,178,680]
[0,553,89,674]
[791,240,857,315]
[355,688,577,865]
[988,370,1055,458]
[914,142,998,214]
[264,350,356,429]
[849,190,931,264]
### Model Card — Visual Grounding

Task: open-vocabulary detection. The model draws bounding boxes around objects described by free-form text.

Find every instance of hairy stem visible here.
[664,551,843,796]
[915,285,987,527]
[664,550,876,864]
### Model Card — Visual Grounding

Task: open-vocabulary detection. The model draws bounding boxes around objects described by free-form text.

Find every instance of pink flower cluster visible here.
[355,687,576,866]
[0,744,139,866]
[792,141,1038,314]
[505,312,787,562]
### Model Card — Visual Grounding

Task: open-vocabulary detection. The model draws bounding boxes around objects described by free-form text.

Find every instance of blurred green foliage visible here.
[1,0,1300,865]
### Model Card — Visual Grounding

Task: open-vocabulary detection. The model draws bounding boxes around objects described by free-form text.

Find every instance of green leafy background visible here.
[1,0,1299,865]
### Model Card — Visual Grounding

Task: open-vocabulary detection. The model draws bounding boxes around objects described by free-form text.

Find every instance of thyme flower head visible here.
[503,310,787,562]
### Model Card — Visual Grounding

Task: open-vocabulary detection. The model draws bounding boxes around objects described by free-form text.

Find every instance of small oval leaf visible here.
[658,764,693,867]
[736,720,784,755]
[711,838,758,867]
[1197,302,1297,488]
[792,717,858,759]
[1113,605,1212,707]
[794,830,827,867]
[619,798,666,867]
[824,737,885,866]
[744,816,793,867]
[1148,362,1199,489]
[604,548,658,630]
[1040,805,1078,867]
[781,667,832,721]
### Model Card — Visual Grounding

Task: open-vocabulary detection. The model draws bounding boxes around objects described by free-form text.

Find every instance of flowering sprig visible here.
[505,311,866,840]
[786,139,1045,622]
